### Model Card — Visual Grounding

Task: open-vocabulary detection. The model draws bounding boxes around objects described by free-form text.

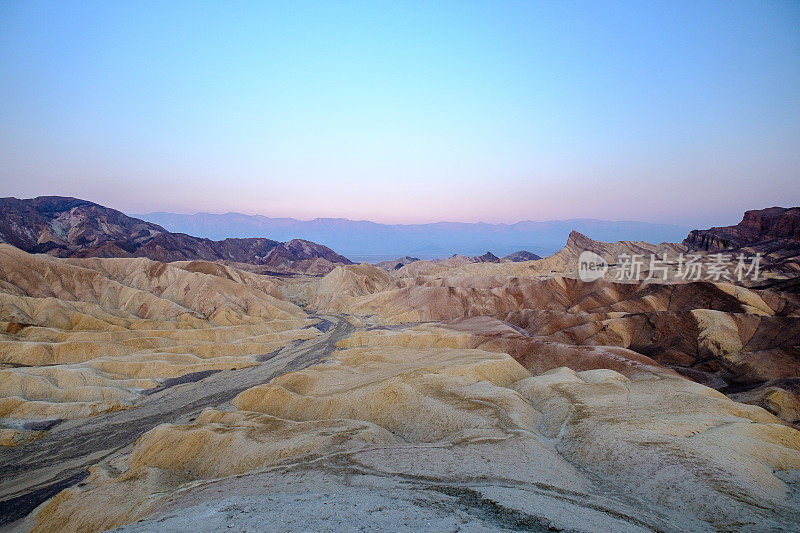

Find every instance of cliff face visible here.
[684,207,800,252]
[739,207,800,240]
[683,230,733,251]
[0,196,352,273]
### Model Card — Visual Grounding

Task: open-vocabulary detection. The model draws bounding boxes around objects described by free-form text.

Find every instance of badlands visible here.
[0,201,799,532]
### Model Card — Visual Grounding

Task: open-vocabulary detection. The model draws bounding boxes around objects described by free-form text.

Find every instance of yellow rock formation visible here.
[29,328,800,532]
[0,245,319,432]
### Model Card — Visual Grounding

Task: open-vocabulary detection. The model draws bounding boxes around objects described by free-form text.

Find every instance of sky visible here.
[1,0,799,227]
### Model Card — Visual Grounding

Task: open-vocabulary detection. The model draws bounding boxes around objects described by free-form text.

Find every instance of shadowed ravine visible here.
[0,315,354,528]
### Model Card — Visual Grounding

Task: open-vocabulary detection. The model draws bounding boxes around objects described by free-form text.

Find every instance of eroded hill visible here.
[0,244,320,446]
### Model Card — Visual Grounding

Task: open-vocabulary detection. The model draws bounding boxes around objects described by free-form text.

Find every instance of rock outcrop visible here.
[533,230,687,275]
[684,207,800,274]
[685,207,800,251]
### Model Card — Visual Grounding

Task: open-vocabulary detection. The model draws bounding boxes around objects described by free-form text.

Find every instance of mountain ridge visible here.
[0,196,352,275]
[135,210,691,259]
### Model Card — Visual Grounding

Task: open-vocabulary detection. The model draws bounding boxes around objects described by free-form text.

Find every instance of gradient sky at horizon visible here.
[1,0,799,227]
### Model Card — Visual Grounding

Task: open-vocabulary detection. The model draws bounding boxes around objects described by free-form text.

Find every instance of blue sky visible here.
[1,0,798,226]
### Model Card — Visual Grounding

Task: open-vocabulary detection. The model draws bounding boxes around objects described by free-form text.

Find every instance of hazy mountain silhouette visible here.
[136,211,690,261]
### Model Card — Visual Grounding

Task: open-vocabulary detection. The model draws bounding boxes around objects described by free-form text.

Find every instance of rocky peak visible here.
[502,250,542,262]
[476,251,500,263]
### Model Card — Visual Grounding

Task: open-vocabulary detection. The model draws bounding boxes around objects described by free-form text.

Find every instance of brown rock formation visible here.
[0,196,352,275]
[685,207,800,251]
[684,207,800,274]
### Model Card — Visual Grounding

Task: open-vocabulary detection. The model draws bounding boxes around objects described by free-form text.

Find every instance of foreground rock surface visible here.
[22,328,800,532]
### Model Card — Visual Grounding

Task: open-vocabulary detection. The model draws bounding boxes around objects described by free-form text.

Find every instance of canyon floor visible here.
[1,241,799,532]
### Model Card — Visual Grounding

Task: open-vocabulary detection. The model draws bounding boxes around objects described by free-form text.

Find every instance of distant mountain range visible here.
[134,211,691,261]
[3,196,797,278]
[0,196,352,275]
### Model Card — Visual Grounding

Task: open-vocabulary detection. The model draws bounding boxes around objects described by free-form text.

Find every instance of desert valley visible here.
[0,196,798,532]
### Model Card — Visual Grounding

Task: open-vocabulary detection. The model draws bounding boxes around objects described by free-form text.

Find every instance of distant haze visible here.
[136,211,690,261]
